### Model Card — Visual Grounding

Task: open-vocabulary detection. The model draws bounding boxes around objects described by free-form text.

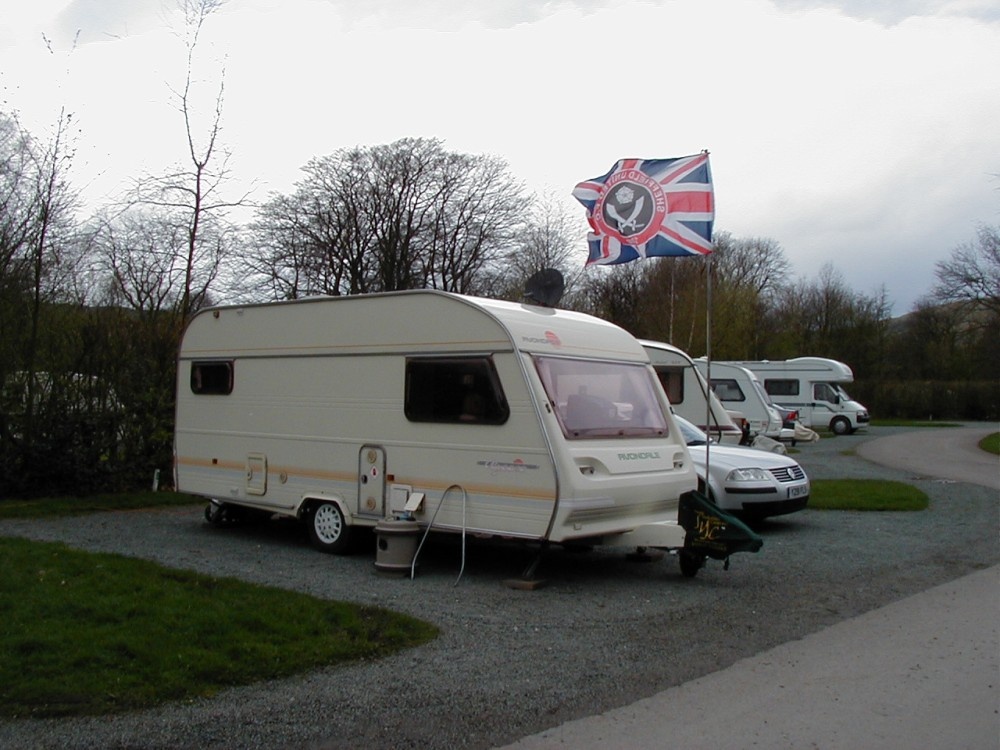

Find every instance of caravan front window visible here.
[534,356,669,439]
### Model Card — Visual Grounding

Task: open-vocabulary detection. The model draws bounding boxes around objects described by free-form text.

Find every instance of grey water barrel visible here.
[374,518,420,575]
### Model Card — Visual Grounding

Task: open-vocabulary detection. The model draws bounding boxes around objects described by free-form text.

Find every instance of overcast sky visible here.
[3,0,998,315]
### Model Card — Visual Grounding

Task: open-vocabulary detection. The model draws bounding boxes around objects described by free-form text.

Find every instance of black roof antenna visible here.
[523,268,565,308]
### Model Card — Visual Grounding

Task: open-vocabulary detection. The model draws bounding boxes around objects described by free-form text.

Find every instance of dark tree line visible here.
[2,100,997,497]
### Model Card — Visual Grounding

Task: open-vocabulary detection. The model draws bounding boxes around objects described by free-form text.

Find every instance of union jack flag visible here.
[573,152,715,265]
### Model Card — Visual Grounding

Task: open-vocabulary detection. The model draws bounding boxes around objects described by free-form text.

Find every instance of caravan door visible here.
[358,445,386,517]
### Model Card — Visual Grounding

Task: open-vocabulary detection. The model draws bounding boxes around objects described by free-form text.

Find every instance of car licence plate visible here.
[788,485,808,499]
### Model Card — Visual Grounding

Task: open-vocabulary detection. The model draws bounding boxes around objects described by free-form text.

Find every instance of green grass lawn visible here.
[0,537,438,719]
[0,491,202,520]
[979,432,1000,455]
[868,419,963,428]
[809,479,929,511]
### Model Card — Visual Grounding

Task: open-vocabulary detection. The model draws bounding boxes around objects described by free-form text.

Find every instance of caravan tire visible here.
[307,502,352,554]
[830,416,851,435]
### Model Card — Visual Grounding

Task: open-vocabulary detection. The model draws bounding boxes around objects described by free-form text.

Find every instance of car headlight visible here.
[726,467,771,482]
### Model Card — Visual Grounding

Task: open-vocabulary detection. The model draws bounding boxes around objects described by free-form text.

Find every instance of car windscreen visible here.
[533,355,669,439]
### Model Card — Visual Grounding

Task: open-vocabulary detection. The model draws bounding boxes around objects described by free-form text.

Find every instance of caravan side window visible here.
[405,357,509,425]
[765,379,799,397]
[709,378,745,402]
[654,367,684,405]
[190,361,234,395]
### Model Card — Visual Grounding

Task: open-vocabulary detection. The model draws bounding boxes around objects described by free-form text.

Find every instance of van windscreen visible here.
[534,356,669,439]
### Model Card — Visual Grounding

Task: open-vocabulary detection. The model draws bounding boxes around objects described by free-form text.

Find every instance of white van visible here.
[733,357,870,435]
[694,359,784,440]
[174,291,760,576]
[640,340,744,445]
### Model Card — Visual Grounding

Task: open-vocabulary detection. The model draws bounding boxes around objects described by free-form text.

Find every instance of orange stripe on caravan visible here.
[175,457,555,502]
[176,457,356,484]
[178,456,244,471]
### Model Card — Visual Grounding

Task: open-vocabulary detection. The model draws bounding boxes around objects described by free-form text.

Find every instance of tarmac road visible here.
[497,424,1000,750]
[856,425,1000,491]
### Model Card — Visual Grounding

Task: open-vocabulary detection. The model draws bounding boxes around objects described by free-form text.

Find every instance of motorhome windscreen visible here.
[404,356,510,425]
[534,356,669,439]
[814,382,851,403]
[834,384,854,401]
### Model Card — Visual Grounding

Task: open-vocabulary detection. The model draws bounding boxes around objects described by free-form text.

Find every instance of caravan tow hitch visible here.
[676,490,763,577]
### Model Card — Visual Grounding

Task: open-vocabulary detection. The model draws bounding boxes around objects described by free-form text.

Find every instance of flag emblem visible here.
[574,153,714,265]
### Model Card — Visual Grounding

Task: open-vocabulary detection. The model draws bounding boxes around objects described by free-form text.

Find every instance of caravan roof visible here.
[182,291,650,363]
[732,357,855,382]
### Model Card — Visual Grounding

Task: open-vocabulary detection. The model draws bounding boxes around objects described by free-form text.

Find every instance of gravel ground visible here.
[1,425,997,750]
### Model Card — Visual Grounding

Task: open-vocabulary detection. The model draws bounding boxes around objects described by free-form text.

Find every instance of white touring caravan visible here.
[693,359,784,440]
[733,357,870,435]
[173,290,761,578]
[639,340,744,445]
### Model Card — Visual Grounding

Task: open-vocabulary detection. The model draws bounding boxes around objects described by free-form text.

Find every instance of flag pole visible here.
[702,149,713,495]
[704,252,712,488]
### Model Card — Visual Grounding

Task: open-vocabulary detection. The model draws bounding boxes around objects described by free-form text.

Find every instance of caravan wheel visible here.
[307,502,352,554]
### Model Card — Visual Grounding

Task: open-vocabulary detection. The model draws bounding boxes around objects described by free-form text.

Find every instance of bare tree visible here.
[932,224,1000,318]
[489,191,585,304]
[0,114,35,288]
[711,232,791,296]
[126,0,245,318]
[12,109,81,439]
[92,208,192,318]
[423,150,524,294]
[247,138,525,299]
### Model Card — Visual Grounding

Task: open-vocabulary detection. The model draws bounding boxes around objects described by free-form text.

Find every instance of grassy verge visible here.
[809,479,929,511]
[979,432,1000,455]
[868,419,962,428]
[0,537,438,718]
[0,491,202,520]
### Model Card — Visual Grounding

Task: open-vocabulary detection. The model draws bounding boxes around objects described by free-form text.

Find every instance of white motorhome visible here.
[639,341,744,445]
[693,359,784,440]
[732,357,870,435]
[174,291,760,577]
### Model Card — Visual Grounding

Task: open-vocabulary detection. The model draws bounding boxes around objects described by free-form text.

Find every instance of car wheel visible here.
[830,416,851,435]
[307,501,352,554]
